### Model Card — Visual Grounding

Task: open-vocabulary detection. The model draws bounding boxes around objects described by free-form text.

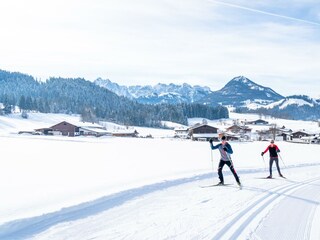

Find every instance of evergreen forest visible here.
[0,70,228,127]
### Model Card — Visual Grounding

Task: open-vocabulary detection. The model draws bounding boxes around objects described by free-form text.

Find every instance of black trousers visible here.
[269,157,282,176]
[218,160,240,183]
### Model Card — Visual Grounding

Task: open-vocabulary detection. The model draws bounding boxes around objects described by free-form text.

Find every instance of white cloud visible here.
[0,0,319,98]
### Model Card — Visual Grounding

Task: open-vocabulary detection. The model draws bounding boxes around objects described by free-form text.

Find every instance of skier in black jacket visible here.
[209,136,241,186]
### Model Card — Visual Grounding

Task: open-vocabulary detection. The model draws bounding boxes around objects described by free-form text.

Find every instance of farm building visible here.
[189,124,219,141]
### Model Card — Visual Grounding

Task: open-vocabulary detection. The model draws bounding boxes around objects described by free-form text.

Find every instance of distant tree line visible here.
[0,70,229,127]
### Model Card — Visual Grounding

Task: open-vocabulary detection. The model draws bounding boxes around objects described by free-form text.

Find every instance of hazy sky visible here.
[1,0,320,98]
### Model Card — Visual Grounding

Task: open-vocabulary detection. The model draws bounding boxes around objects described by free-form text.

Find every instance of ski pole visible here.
[278,153,287,168]
[261,155,266,171]
[210,147,215,183]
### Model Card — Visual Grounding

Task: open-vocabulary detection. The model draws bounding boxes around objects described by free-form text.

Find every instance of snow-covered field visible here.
[0,113,320,239]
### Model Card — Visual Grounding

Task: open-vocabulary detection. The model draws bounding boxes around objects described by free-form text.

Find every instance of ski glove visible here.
[209,139,213,143]
[261,152,264,156]
[223,147,228,151]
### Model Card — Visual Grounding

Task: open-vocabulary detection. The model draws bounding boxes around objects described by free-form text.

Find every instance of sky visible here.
[0,0,320,98]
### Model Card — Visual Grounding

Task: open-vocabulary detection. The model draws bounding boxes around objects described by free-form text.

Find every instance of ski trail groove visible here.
[0,172,215,240]
[252,178,320,240]
[211,177,320,240]
[1,164,318,239]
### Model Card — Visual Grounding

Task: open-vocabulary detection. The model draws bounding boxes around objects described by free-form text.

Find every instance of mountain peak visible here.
[226,76,264,90]
[232,75,250,83]
[200,76,285,107]
[223,76,283,97]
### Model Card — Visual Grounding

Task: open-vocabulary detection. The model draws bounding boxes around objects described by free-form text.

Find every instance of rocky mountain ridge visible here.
[95,76,320,120]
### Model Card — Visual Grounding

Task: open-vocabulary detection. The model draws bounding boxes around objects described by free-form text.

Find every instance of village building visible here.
[36,121,111,137]
[300,135,320,144]
[226,125,252,139]
[291,130,312,139]
[188,124,219,141]
[255,129,275,141]
[247,119,269,125]
[112,129,139,137]
[280,132,293,141]
[174,126,190,139]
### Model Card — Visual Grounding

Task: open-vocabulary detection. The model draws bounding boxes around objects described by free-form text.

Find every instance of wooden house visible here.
[37,121,110,137]
[292,131,312,139]
[226,125,252,134]
[189,124,219,141]
[50,121,79,136]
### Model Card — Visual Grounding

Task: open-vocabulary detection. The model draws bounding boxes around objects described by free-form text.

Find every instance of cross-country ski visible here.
[200,183,233,188]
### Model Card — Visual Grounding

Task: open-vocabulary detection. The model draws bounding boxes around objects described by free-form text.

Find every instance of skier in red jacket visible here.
[261,140,284,178]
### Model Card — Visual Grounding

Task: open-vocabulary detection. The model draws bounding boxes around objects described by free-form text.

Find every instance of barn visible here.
[36,121,110,137]
[189,124,219,141]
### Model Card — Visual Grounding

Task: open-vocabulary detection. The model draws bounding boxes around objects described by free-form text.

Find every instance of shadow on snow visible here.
[1,163,319,239]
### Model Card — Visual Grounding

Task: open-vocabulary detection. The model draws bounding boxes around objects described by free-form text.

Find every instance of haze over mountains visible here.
[95,76,320,121]
[94,78,213,105]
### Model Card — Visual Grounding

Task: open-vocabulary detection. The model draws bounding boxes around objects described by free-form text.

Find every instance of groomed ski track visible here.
[1,163,320,240]
[212,176,320,240]
[252,178,320,240]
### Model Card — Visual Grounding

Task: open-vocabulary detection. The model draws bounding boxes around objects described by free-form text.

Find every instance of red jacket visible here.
[263,144,280,158]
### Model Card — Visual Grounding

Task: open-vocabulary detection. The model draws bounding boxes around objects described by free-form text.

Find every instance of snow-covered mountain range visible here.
[94,78,212,104]
[247,95,319,110]
[95,76,320,120]
[244,95,320,120]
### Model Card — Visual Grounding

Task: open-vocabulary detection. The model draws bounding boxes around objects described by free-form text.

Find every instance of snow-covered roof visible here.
[189,123,219,130]
[112,129,137,134]
[292,130,316,135]
[67,121,104,128]
[80,127,110,134]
